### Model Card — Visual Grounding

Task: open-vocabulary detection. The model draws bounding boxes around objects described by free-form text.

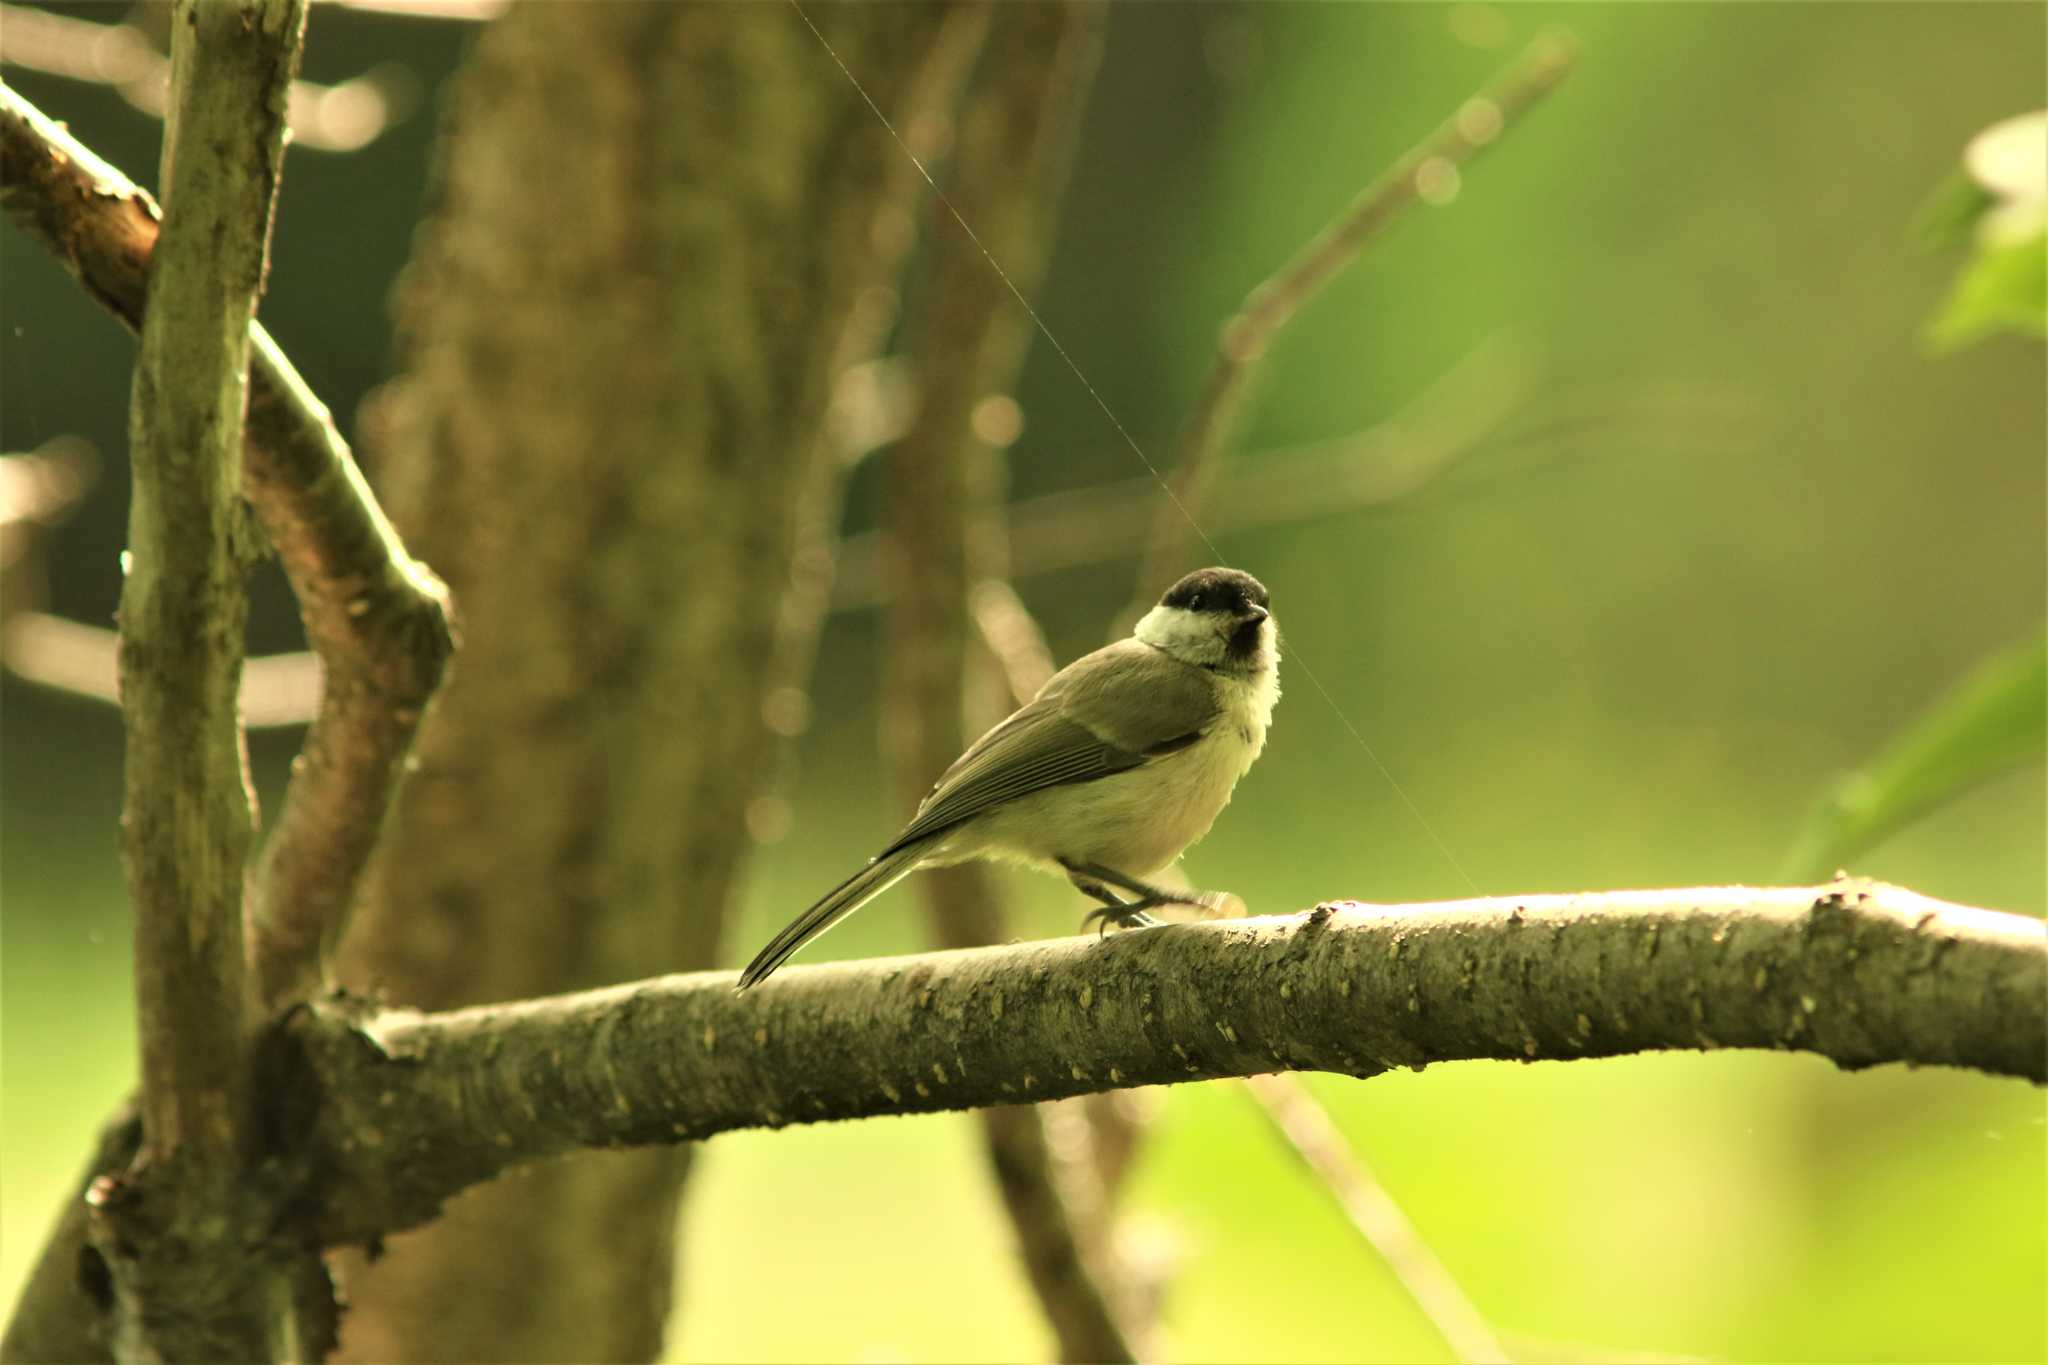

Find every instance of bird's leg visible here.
[1061,863,1163,935]
[1066,860,1235,915]
[1061,859,1232,934]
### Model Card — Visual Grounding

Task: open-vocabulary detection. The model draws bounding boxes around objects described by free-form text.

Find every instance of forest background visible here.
[2,3,2042,1361]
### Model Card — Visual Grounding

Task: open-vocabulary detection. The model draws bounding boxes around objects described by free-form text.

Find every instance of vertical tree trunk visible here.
[329,5,960,1358]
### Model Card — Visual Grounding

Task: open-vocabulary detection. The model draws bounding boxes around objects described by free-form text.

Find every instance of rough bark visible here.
[1,68,446,1361]
[324,5,961,1359]
[0,82,457,1014]
[241,325,457,1009]
[263,882,2048,1253]
[98,0,315,1358]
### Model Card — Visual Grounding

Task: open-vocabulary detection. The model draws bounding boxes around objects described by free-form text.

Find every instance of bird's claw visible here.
[1082,905,1161,937]
[1079,889,1234,937]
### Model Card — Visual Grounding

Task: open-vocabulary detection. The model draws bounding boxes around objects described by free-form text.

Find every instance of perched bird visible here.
[738,566,1280,988]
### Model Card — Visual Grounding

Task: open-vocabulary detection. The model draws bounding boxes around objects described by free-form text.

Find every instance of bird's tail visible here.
[736,843,925,989]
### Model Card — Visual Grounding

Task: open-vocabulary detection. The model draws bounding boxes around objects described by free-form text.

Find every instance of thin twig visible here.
[0,80,456,1010]
[1244,1073,1507,1364]
[1127,28,1579,616]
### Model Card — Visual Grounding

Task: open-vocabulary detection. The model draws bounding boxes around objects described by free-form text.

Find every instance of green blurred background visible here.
[4,4,2042,1360]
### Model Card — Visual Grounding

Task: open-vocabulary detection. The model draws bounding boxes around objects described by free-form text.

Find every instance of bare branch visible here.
[120,0,295,1182]
[0,82,161,323]
[99,0,312,1357]
[241,329,453,1009]
[1128,30,1579,614]
[284,882,2044,1249]
[0,80,456,1010]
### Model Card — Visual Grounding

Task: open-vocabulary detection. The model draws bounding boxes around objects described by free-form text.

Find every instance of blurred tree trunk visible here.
[327,5,961,1359]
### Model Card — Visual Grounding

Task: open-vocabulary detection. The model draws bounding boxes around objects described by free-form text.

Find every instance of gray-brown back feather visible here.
[881,640,1219,858]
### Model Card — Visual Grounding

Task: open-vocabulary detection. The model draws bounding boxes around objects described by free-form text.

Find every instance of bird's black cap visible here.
[1159,567,1270,615]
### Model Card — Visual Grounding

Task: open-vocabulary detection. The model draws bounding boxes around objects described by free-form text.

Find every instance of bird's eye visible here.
[1188,592,1206,610]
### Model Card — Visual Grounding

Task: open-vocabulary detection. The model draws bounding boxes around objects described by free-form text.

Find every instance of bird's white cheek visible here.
[1135,605,1219,660]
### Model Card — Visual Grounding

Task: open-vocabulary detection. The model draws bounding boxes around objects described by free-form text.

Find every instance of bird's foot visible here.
[1080,903,1165,936]
[1077,888,1236,936]
[1061,860,1242,935]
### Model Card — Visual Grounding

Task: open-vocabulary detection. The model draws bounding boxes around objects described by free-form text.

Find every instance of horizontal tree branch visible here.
[283,881,2044,1247]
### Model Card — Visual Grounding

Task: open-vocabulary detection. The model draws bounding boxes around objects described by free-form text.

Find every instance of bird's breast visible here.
[943,654,1278,877]
[977,708,1265,876]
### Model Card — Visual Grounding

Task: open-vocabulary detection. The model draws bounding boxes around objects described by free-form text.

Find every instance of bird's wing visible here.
[881,640,1219,857]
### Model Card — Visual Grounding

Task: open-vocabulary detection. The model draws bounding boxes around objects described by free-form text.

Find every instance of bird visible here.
[737,566,1279,988]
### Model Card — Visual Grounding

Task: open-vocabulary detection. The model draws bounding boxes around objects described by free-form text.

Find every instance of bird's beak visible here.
[1241,605,1269,624]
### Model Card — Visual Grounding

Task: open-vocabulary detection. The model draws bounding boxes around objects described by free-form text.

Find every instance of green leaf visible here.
[1927,231,2048,350]
[1786,628,2047,879]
